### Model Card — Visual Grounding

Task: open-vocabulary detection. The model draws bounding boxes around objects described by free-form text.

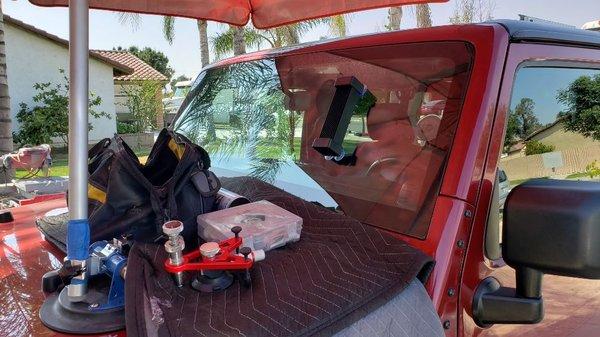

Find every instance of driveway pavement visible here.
[481,267,600,337]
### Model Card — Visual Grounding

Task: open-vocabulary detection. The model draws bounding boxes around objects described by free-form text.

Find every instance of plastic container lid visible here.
[197,200,302,252]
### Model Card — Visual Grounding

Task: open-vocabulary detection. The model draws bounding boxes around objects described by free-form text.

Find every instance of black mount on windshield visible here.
[312,76,375,163]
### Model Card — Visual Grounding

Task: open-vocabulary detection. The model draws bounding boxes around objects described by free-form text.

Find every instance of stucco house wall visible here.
[4,20,117,144]
[529,121,600,151]
[500,122,600,180]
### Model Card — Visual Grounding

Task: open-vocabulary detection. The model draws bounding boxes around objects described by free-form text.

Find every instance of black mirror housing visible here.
[503,179,600,279]
[473,179,600,327]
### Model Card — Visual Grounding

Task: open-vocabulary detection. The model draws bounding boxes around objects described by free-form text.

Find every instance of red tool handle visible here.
[164,236,254,274]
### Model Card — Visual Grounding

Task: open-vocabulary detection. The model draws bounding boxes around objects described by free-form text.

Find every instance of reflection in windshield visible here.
[174,42,473,238]
[175,60,296,181]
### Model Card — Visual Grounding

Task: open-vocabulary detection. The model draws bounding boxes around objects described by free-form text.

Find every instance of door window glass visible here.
[501,66,600,186]
[488,65,600,259]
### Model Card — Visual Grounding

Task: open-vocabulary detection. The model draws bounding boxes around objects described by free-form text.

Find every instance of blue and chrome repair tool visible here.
[39,237,129,334]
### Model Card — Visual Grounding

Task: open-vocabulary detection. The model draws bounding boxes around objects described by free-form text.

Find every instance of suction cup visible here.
[192,270,234,292]
[39,276,125,334]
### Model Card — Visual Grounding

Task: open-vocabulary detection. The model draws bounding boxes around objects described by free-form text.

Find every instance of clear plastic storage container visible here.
[197,200,302,251]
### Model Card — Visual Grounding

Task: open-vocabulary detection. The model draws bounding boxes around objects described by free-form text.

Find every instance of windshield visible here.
[174,41,473,238]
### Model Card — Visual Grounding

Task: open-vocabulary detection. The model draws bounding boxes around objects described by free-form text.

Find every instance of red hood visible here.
[0,199,124,336]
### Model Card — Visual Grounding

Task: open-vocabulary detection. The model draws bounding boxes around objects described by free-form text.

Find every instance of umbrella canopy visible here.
[30,0,447,29]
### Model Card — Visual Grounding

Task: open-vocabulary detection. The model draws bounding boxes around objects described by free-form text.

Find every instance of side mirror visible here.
[504,179,600,279]
[473,179,600,327]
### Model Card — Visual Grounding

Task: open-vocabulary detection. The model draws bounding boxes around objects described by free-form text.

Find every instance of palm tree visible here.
[165,17,211,67]
[386,7,403,30]
[386,5,431,31]
[197,20,210,67]
[211,16,348,59]
[0,1,13,181]
[211,27,264,59]
[328,15,348,37]
[450,0,495,24]
[231,26,246,56]
[119,14,212,68]
[415,4,432,28]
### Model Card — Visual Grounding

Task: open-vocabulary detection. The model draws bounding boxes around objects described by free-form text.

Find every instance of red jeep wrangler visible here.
[2,19,600,337]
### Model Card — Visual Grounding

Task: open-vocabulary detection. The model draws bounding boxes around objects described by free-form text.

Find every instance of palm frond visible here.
[163,16,176,45]
[386,7,403,31]
[243,28,271,50]
[117,13,141,30]
[211,27,272,59]
[210,29,235,59]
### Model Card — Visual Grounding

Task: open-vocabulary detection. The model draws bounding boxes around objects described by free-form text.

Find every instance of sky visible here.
[4,0,600,79]
[512,68,600,125]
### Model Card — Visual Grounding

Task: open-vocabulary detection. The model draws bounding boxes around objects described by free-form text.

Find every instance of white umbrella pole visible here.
[66,0,90,300]
[68,0,88,221]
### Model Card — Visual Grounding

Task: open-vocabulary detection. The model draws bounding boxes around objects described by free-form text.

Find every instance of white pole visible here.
[66,0,90,300]
[68,0,88,221]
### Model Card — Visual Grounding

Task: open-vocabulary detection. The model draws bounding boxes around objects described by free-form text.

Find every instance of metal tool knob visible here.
[231,226,243,254]
[162,220,184,237]
[240,247,252,261]
[200,242,220,259]
[162,220,185,287]
[231,226,242,238]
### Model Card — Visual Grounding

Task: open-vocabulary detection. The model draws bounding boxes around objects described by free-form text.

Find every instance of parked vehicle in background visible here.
[582,19,600,31]
[163,80,192,124]
[498,169,510,209]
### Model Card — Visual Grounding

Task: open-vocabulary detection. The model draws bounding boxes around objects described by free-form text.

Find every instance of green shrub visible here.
[120,81,163,132]
[586,160,600,179]
[13,69,107,146]
[524,140,555,156]
[117,122,138,134]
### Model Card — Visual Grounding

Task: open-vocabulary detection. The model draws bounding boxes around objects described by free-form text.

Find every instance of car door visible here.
[462,41,600,337]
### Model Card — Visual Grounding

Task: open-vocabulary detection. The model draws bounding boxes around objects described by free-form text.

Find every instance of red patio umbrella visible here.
[30,0,447,28]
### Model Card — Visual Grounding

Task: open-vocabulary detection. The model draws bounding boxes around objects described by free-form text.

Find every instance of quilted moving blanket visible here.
[125,177,434,337]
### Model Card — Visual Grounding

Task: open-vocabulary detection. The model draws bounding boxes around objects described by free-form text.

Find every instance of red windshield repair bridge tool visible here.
[162,220,265,292]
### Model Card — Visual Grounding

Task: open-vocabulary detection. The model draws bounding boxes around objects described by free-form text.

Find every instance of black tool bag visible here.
[86,128,220,245]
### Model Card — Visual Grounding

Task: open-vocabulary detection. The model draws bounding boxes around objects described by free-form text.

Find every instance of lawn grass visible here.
[565,172,588,180]
[508,173,592,186]
[12,136,363,179]
[255,137,362,161]
[508,178,530,187]
[509,176,548,187]
[14,147,153,179]
[15,153,69,178]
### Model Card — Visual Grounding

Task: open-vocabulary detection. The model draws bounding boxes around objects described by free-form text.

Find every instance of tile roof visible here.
[4,15,133,76]
[525,117,567,141]
[93,50,169,82]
